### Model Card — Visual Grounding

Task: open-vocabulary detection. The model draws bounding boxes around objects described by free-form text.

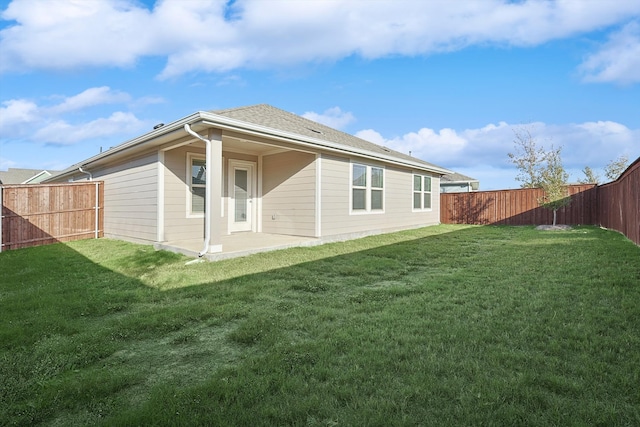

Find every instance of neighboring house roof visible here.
[441,171,480,190]
[47,104,452,181]
[0,168,58,184]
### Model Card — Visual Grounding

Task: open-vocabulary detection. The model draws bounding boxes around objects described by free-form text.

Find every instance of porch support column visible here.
[207,128,223,253]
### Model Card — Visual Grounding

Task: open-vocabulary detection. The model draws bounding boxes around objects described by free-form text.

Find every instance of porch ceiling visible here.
[222,135,286,155]
[163,134,294,156]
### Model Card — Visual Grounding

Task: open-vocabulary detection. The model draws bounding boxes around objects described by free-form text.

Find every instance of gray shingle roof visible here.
[0,168,57,184]
[46,104,452,182]
[212,104,446,172]
[441,171,478,183]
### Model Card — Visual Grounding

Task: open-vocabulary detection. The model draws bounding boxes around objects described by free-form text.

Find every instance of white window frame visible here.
[350,162,385,214]
[187,153,206,218]
[412,174,432,211]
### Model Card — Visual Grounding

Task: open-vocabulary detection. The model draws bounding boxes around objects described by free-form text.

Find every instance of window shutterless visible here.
[413,174,431,210]
[191,158,206,214]
[352,163,384,212]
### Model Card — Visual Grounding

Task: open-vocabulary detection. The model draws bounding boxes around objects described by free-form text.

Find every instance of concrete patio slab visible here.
[155,232,321,261]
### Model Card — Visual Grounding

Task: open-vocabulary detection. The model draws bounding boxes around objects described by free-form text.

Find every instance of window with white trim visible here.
[351,163,384,212]
[413,174,432,210]
[190,156,206,215]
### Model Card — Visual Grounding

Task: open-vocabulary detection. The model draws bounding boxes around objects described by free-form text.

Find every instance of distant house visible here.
[47,104,452,259]
[440,171,479,193]
[0,168,58,185]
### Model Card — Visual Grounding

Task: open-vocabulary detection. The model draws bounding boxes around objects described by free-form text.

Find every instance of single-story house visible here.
[440,171,479,193]
[0,168,58,184]
[47,104,452,259]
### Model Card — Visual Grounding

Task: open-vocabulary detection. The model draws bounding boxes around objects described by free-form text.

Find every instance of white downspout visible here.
[184,124,212,257]
[78,167,92,181]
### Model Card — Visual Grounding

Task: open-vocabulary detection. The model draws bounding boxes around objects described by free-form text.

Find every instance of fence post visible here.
[94,182,99,239]
[0,186,3,253]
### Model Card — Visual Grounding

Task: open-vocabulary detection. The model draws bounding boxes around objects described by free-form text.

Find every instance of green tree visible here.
[537,146,571,226]
[578,166,600,184]
[604,154,629,181]
[507,126,547,188]
[508,127,571,226]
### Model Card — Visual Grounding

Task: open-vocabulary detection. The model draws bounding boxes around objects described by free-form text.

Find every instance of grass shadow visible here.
[1,224,639,425]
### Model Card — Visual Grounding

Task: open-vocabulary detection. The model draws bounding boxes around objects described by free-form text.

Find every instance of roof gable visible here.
[0,168,57,184]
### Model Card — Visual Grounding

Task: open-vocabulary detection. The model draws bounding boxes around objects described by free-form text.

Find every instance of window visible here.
[190,157,206,214]
[352,164,367,210]
[413,174,432,210]
[351,163,384,212]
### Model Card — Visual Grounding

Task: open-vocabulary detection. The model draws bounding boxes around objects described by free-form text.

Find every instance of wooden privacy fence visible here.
[441,158,639,245]
[596,157,640,245]
[441,184,597,226]
[0,182,103,251]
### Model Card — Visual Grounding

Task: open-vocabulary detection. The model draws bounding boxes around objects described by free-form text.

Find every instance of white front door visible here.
[228,160,255,232]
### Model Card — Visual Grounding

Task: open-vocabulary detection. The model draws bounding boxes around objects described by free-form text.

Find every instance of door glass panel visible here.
[234,169,248,222]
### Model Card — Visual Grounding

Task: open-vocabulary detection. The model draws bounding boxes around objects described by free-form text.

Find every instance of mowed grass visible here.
[1,224,639,426]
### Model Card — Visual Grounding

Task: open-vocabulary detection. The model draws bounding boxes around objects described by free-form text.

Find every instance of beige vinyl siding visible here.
[320,155,440,236]
[163,146,261,242]
[93,151,158,243]
[261,151,316,236]
[163,145,207,242]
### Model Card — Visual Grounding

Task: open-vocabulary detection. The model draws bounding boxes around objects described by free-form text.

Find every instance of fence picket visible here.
[0,182,104,250]
[441,159,639,246]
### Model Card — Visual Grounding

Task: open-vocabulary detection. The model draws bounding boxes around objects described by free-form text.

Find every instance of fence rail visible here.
[440,184,597,226]
[441,158,639,246]
[596,158,640,245]
[1,182,104,251]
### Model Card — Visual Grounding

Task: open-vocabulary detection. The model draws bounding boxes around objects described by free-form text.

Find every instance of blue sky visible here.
[1,0,639,190]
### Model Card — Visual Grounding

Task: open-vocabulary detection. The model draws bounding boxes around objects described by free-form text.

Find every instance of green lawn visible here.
[1,225,639,426]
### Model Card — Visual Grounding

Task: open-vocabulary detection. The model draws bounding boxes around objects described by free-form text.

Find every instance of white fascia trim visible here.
[46,110,452,182]
[198,112,453,175]
[45,113,204,181]
[22,170,50,184]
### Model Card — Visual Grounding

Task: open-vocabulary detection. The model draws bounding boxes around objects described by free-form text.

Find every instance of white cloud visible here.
[131,96,166,108]
[0,0,155,71]
[579,21,640,84]
[34,112,144,145]
[0,86,150,145]
[302,107,355,130]
[0,99,38,132]
[0,156,17,170]
[2,0,639,82]
[357,120,640,189]
[47,86,131,114]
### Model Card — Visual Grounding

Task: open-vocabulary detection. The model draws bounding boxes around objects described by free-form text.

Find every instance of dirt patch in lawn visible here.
[535,224,572,231]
